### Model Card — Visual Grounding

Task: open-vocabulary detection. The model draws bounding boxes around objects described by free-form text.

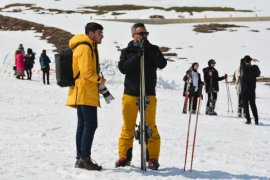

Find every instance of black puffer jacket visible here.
[118,39,167,96]
[203,67,225,93]
[241,64,260,93]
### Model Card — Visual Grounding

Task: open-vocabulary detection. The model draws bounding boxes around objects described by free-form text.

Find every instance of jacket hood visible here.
[69,34,93,49]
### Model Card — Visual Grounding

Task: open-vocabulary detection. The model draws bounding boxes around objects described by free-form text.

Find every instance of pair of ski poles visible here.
[183,93,202,172]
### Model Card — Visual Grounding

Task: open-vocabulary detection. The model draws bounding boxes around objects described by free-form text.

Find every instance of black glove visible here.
[137,48,144,57]
[224,74,228,79]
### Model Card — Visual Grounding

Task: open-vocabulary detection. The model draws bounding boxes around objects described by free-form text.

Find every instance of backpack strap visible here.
[72,42,94,80]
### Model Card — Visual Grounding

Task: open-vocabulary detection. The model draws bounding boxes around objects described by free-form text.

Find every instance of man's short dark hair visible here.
[85,22,103,34]
[131,23,145,34]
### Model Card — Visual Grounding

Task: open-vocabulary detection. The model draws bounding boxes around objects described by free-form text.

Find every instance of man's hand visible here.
[101,78,106,85]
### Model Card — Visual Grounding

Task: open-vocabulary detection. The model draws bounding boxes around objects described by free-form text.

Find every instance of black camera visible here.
[98,84,114,104]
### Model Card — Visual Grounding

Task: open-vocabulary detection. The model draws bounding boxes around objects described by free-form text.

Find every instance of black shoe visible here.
[255,120,259,125]
[208,111,217,116]
[245,121,251,125]
[76,157,102,171]
[115,157,131,168]
[182,110,187,114]
[148,159,159,170]
[192,110,196,114]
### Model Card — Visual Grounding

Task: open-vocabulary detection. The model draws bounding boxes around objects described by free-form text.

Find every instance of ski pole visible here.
[184,96,194,171]
[226,81,230,113]
[226,79,234,113]
[190,95,202,172]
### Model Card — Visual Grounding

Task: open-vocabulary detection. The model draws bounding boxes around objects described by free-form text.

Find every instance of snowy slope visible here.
[1,1,270,179]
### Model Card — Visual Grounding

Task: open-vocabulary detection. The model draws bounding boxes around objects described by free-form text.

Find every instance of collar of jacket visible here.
[127,39,151,49]
[69,34,95,49]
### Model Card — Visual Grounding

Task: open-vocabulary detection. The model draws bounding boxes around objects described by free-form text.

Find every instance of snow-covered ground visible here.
[0,1,270,179]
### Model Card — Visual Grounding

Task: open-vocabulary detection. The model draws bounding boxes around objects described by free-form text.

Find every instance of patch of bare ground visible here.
[193,23,247,33]
[257,77,270,82]
[0,14,73,53]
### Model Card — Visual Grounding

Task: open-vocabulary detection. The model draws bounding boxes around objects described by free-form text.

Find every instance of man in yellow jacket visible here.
[66,22,105,171]
[116,23,167,170]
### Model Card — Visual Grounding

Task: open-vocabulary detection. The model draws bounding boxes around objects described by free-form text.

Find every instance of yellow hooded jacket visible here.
[66,34,102,108]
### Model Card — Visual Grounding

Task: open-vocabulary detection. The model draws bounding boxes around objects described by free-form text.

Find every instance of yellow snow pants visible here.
[118,94,160,161]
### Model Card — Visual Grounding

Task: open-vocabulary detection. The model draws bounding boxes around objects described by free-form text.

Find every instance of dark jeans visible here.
[242,91,258,122]
[25,68,32,80]
[206,92,217,110]
[76,105,98,159]
[188,90,201,111]
[42,67,50,84]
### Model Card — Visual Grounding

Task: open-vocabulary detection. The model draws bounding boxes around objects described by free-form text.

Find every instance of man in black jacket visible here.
[241,55,261,125]
[116,23,167,170]
[203,59,227,115]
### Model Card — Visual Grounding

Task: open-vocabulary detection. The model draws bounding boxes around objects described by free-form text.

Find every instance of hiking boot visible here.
[115,157,131,168]
[147,159,159,170]
[76,157,102,171]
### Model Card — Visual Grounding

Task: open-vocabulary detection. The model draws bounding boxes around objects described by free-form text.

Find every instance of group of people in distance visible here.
[14,44,51,85]
[63,21,261,172]
[182,56,261,125]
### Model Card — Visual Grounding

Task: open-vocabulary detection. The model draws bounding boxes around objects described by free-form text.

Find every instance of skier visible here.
[183,62,203,114]
[116,23,167,170]
[241,55,261,125]
[203,59,227,115]
[234,58,245,117]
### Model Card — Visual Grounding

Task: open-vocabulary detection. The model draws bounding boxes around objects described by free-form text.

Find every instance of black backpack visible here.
[55,42,93,87]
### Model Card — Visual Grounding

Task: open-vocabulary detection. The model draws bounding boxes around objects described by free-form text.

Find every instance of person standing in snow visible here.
[116,23,167,170]
[39,50,51,85]
[24,48,35,80]
[234,58,245,117]
[13,44,25,75]
[15,50,25,79]
[183,62,204,114]
[66,22,105,171]
[203,59,227,115]
[241,55,261,125]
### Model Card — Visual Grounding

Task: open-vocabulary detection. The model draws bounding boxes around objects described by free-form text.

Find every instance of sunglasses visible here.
[135,32,149,36]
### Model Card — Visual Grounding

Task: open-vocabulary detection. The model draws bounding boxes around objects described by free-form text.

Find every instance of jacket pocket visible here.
[85,82,98,99]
